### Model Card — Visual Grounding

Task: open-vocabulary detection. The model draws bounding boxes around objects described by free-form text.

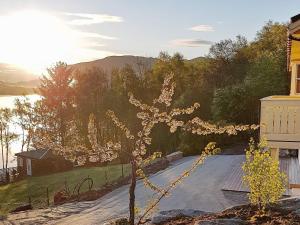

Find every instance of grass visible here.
[0,164,131,215]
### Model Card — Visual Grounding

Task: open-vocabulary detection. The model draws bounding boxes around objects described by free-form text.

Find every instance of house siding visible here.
[16,155,73,177]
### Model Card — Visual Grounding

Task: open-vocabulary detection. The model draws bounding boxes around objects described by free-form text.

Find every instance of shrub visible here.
[242,139,287,212]
[114,218,129,225]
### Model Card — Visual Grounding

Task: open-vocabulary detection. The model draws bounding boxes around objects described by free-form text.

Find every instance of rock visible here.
[195,218,247,225]
[151,209,207,224]
[277,198,300,212]
[293,209,300,216]
[166,151,183,163]
[143,158,169,175]
[10,204,32,213]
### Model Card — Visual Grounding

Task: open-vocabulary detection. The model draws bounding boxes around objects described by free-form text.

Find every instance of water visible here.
[0,94,40,168]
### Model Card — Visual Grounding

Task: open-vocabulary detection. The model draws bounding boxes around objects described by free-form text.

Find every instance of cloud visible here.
[189,25,214,32]
[171,39,214,47]
[76,31,118,40]
[65,12,123,25]
[82,42,107,50]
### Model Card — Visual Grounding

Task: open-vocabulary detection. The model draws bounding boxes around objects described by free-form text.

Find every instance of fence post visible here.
[28,195,32,205]
[121,163,124,178]
[105,169,108,185]
[46,187,50,206]
[87,175,92,190]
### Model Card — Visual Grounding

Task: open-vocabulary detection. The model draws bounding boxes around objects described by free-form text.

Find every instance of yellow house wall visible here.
[291,33,300,62]
[290,32,300,95]
[290,62,300,95]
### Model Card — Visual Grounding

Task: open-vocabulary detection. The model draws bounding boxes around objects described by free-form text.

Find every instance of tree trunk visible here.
[21,129,25,152]
[1,145,4,171]
[129,159,137,225]
[5,137,8,170]
[5,135,9,183]
[26,132,31,152]
[60,117,65,147]
[1,128,4,171]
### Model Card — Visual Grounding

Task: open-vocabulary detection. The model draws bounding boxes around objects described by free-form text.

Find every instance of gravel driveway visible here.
[3,155,248,225]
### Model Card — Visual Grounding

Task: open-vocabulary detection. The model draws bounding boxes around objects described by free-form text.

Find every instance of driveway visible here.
[3,155,248,225]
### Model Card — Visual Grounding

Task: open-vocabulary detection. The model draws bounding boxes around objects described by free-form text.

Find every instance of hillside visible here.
[0,63,37,83]
[0,81,36,95]
[14,79,41,88]
[0,55,203,94]
[0,63,39,95]
[71,55,156,76]
[0,56,156,90]
[72,55,209,74]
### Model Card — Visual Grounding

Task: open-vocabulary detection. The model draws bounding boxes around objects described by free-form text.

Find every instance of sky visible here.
[0,0,299,74]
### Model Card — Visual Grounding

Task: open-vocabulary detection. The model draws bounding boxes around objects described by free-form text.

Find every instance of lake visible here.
[0,94,41,168]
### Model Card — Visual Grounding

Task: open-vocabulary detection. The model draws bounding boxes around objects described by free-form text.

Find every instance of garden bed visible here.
[157,198,300,225]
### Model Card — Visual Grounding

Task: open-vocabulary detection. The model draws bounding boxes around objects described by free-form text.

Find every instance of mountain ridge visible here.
[0,55,206,90]
[71,55,156,76]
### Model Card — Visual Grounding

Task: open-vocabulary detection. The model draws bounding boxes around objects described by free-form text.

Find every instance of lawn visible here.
[0,164,131,215]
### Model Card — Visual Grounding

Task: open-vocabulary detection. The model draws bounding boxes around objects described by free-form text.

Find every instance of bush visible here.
[242,139,287,212]
[114,218,129,225]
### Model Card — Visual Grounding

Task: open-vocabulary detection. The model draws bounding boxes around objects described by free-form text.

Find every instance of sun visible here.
[0,10,78,74]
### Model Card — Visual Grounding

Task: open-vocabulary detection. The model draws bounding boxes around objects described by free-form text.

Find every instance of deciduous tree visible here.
[242,139,287,213]
[39,62,74,147]
[0,108,17,182]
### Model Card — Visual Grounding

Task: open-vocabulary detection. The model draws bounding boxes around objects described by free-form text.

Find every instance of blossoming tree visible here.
[40,73,256,224]
[103,73,257,224]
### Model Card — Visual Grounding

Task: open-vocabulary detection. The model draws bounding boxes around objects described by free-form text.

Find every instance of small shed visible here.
[15,149,73,176]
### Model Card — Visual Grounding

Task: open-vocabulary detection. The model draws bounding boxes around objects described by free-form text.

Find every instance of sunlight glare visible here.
[0,10,80,74]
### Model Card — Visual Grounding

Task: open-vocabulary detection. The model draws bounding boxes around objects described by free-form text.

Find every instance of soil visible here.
[160,204,300,225]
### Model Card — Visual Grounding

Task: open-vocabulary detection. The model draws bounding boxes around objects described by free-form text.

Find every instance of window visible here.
[297,65,300,93]
[18,157,23,167]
